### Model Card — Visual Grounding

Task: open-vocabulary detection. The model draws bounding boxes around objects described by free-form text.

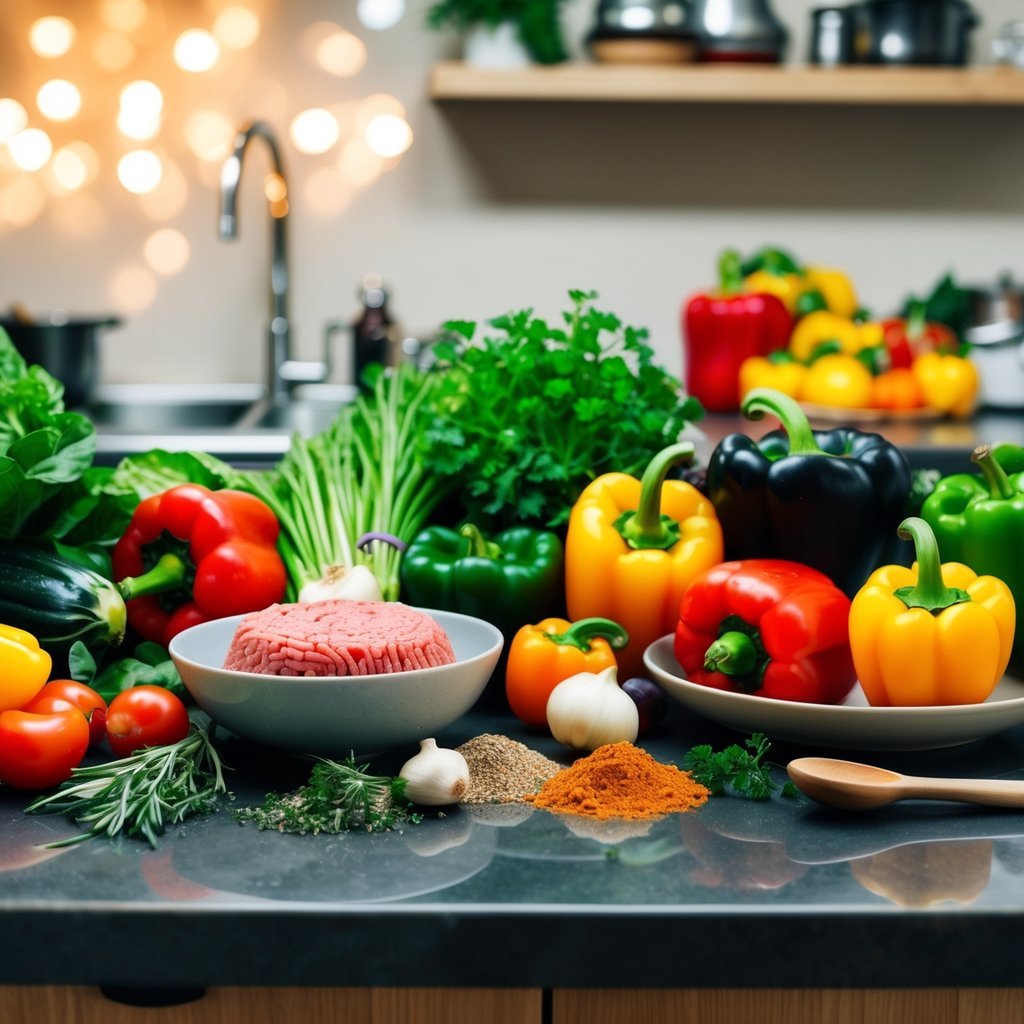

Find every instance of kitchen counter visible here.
[694,408,1024,472]
[2,695,1024,994]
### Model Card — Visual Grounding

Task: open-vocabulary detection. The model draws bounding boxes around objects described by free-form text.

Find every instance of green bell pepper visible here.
[399,523,564,641]
[920,443,1024,673]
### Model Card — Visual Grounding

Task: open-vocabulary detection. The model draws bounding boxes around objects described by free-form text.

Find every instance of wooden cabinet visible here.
[4,986,1024,1023]
[553,989,1024,1024]
[0,987,542,1024]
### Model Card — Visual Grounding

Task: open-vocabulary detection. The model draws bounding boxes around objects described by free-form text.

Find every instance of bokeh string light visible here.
[0,2,414,314]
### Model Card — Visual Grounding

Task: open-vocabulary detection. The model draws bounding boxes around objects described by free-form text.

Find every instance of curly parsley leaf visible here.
[419,291,703,530]
[682,733,797,801]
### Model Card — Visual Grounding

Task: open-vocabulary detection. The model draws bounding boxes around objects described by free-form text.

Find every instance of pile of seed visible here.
[456,733,564,804]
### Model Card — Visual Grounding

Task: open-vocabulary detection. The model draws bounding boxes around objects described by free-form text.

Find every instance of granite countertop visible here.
[2,693,1024,993]
[4,407,1024,995]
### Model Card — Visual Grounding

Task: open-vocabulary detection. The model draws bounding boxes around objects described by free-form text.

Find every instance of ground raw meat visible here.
[222,601,456,677]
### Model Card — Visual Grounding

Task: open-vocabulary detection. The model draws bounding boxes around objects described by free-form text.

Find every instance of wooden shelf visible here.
[430,62,1024,106]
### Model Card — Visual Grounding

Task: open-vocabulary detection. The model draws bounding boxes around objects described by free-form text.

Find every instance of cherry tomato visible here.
[0,709,90,790]
[106,686,190,757]
[22,679,108,747]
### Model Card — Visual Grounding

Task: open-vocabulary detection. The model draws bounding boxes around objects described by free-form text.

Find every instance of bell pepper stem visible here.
[616,442,694,550]
[742,387,825,457]
[459,523,501,559]
[718,248,744,295]
[704,631,758,676]
[894,516,970,613]
[544,617,629,652]
[116,553,188,601]
[972,444,1016,501]
[906,298,926,342]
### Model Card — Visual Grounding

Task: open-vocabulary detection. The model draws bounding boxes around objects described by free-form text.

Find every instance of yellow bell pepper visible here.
[850,518,1014,706]
[565,442,723,680]
[0,624,52,712]
[739,354,807,401]
[789,310,865,362]
[911,351,979,418]
[799,353,874,408]
[745,268,805,314]
[802,266,858,320]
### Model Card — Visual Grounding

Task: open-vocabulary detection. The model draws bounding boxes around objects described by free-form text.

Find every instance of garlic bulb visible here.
[399,738,471,806]
[546,666,639,752]
[298,563,382,603]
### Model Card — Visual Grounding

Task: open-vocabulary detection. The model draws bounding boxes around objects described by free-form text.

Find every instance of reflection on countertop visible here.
[3,703,1024,990]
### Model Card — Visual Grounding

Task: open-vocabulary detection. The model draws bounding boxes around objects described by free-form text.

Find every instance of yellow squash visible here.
[0,624,52,712]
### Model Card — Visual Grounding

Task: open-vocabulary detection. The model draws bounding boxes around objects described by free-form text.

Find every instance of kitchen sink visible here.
[81,383,267,431]
[82,382,359,466]
[240,383,358,435]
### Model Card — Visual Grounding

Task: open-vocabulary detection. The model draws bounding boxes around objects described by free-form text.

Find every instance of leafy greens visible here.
[418,290,703,530]
[0,327,99,543]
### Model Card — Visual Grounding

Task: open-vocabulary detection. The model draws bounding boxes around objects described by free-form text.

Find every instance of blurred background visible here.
[0,0,1022,391]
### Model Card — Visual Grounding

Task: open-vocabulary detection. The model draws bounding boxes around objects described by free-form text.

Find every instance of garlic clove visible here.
[399,737,471,807]
[546,665,640,752]
[298,563,383,603]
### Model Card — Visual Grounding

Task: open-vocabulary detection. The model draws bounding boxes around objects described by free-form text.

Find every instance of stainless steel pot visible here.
[963,278,1024,410]
[0,315,122,408]
[853,0,979,66]
[689,0,789,62]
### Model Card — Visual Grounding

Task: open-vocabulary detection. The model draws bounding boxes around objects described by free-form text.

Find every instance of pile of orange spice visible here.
[525,741,710,820]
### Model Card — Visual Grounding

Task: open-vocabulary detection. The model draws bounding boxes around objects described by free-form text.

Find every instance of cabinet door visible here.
[0,986,542,1024]
[552,988,1024,1024]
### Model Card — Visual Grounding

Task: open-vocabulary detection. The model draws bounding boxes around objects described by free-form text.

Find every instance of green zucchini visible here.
[0,545,127,664]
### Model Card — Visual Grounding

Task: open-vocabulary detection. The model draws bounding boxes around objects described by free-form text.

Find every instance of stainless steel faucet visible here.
[219,120,325,402]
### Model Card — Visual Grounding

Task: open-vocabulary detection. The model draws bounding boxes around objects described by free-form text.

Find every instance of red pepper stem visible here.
[718,248,744,295]
[116,553,188,601]
[459,523,501,559]
[617,442,695,549]
[894,517,971,613]
[704,631,758,676]
[906,298,926,342]
[742,387,825,457]
[544,617,629,652]
[971,444,1016,501]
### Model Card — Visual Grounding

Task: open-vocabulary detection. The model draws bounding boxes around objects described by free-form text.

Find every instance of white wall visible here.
[1,0,1022,391]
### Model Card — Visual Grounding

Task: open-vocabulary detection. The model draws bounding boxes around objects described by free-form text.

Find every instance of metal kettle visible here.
[689,0,789,62]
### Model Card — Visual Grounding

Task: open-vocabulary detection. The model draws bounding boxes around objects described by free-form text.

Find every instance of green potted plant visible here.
[426,0,568,66]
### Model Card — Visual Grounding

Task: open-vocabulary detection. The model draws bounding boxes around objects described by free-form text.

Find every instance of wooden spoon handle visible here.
[903,776,1024,808]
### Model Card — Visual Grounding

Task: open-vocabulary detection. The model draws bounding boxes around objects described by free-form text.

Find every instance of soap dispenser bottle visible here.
[352,273,396,387]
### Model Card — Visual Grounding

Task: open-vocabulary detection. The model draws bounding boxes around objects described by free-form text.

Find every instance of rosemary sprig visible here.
[25,722,227,848]
[233,755,418,834]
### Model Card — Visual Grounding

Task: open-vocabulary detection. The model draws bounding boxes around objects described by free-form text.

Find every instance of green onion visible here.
[238,365,451,602]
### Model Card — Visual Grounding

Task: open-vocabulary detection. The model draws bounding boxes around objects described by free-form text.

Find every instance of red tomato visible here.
[22,680,108,747]
[106,686,190,757]
[0,709,91,790]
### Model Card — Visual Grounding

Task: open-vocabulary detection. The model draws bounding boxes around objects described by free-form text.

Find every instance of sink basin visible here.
[81,383,267,431]
[240,384,359,435]
[83,382,359,466]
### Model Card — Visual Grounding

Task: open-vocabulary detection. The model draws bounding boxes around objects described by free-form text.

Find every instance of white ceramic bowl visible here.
[168,607,503,756]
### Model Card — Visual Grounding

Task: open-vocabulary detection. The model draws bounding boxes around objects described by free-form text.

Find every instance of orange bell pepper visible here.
[870,367,923,411]
[505,617,627,727]
[565,442,724,679]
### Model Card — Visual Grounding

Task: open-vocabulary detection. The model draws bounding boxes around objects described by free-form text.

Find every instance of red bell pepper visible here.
[113,483,287,647]
[683,249,794,413]
[881,299,957,369]
[673,559,856,704]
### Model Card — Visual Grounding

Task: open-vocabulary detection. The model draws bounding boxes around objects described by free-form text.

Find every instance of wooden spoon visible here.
[787,757,1024,811]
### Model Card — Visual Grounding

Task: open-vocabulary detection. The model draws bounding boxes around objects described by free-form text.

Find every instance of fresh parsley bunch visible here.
[682,733,797,801]
[420,290,703,531]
